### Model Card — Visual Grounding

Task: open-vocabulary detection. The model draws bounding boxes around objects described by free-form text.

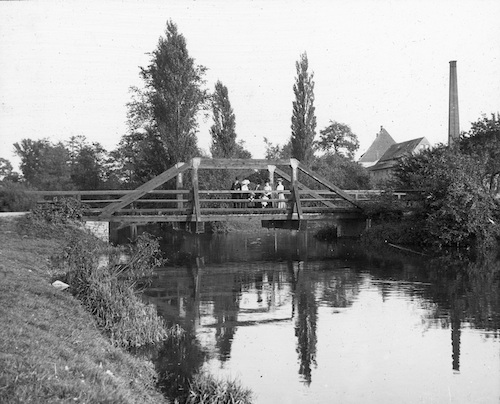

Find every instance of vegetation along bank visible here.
[0,210,252,404]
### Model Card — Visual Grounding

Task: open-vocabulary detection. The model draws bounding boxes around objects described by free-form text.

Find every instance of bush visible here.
[359,193,406,223]
[361,220,427,247]
[206,221,229,233]
[59,231,168,348]
[391,143,500,250]
[0,181,37,212]
[32,196,86,224]
[187,373,252,404]
[118,233,167,288]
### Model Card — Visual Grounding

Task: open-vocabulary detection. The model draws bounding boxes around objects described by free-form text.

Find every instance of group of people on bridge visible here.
[230,177,286,209]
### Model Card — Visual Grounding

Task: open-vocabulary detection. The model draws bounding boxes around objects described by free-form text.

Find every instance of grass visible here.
[186,373,252,404]
[59,231,168,349]
[0,216,166,403]
[0,214,254,404]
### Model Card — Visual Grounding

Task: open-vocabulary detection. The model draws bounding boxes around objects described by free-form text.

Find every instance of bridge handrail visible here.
[30,159,423,226]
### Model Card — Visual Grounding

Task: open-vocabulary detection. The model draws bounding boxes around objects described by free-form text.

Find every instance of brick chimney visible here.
[448,61,460,145]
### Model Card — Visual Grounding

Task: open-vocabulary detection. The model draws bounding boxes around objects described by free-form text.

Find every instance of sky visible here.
[1,0,499,172]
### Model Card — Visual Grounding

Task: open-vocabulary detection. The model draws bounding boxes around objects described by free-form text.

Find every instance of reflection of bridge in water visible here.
[142,233,494,387]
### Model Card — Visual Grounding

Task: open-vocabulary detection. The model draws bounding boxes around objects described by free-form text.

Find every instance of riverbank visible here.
[0,216,166,403]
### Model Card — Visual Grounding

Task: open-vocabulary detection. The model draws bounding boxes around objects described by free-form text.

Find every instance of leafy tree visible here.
[312,153,371,189]
[0,181,37,212]
[263,137,292,160]
[203,81,251,195]
[318,121,359,160]
[291,52,316,165]
[210,81,238,158]
[391,144,500,249]
[0,158,13,181]
[14,139,73,190]
[111,129,170,188]
[459,113,500,194]
[65,136,108,190]
[234,141,252,159]
[134,20,207,166]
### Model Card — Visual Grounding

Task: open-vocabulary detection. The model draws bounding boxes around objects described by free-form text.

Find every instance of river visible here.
[141,228,500,403]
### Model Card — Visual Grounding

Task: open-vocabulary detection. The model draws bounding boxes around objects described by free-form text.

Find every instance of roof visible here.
[368,137,430,171]
[358,126,396,165]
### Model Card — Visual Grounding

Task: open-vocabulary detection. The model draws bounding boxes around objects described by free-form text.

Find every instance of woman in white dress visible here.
[261,181,272,208]
[276,178,286,209]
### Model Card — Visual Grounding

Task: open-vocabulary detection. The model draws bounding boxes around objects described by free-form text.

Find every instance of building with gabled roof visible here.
[358,126,396,167]
[367,137,431,184]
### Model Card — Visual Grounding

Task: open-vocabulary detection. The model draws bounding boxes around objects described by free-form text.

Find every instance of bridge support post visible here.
[267,164,276,207]
[290,159,304,228]
[191,158,203,233]
[290,158,299,186]
[173,162,185,231]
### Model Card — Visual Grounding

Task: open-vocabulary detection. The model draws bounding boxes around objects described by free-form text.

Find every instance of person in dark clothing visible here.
[230,178,241,208]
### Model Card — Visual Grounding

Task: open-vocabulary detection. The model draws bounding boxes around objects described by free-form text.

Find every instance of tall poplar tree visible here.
[210,81,237,158]
[127,20,207,169]
[291,52,316,164]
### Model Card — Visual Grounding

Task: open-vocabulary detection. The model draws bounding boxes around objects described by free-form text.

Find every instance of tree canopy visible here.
[312,153,370,190]
[290,52,316,165]
[123,20,207,179]
[318,121,359,160]
[0,158,13,181]
[210,81,237,158]
[390,120,500,250]
[459,113,500,195]
[14,139,72,190]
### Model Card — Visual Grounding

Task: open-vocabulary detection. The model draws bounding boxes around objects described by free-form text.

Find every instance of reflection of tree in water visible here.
[290,262,318,385]
[288,261,363,385]
[366,247,500,372]
[155,327,206,402]
[424,254,500,371]
[316,266,361,308]
[213,279,242,362]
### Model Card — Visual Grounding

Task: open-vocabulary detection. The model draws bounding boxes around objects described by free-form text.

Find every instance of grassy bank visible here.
[0,216,166,403]
[0,214,253,404]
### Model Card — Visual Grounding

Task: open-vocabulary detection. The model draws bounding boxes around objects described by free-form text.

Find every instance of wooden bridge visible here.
[34,158,372,234]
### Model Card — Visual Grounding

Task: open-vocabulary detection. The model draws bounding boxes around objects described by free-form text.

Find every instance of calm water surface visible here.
[143,229,500,403]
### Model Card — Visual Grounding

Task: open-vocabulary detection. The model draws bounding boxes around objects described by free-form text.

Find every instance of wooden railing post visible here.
[267,164,276,187]
[267,164,276,207]
[176,162,184,210]
[171,162,185,230]
[290,159,303,222]
[290,158,299,187]
[191,158,203,233]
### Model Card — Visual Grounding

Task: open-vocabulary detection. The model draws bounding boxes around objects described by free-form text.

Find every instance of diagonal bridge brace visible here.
[99,161,191,219]
[274,166,361,210]
[297,162,361,209]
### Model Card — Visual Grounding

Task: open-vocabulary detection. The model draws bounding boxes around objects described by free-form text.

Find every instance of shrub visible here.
[117,232,167,289]
[0,181,37,212]
[361,220,427,246]
[359,193,406,223]
[59,232,168,348]
[32,196,86,224]
[206,221,229,234]
[187,373,252,404]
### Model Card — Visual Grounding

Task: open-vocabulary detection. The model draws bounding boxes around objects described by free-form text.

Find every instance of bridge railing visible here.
[31,190,192,218]
[29,158,420,225]
[344,190,410,200]
[31,188,395,219]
